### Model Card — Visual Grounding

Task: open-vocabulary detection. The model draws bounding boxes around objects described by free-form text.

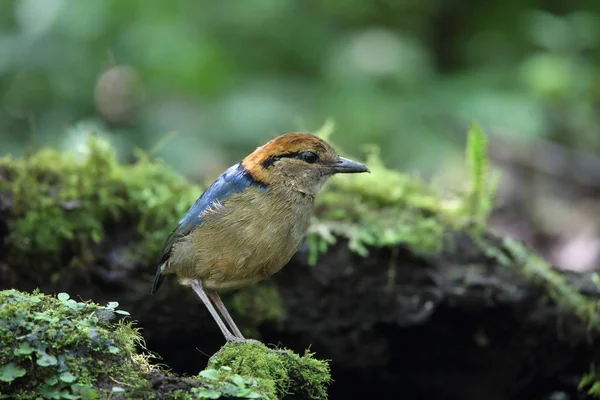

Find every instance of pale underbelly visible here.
[172,219,306,291]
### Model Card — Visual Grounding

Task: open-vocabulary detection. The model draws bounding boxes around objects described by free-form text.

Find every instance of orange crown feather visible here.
[241,133,331,182]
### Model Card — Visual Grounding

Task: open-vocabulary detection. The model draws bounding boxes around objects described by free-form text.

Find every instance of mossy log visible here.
[1,132,599,399]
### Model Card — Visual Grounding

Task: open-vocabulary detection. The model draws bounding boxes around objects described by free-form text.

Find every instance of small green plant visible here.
[577,274,600,398]
[464,122,499,233]
[184,366,262,399]
[579,364,600,398]
[0,289,151,399]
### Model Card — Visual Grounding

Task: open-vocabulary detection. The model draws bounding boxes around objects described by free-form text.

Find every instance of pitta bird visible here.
[151,132,369,342]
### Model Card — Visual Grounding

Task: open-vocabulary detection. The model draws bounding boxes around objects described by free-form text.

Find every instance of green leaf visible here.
[106,301,119,310]
[244,392,262,399]
[114,310,130,316]
[465,121,496,231]
[14,342,35,355]
[589,381,600,396]
[230,374,246,388]
[36,351,58,367]
[219,366,232,372]
[39,384,60,399]
[0,363,26,382]
[592,273,600,291]
[108,346,120,354]
[194,388,221,399]
[111,387,125,393]
[45,376,58,386]
[64,299,81,310]
[59,371,77,383]
[57,293,70,301]
[74,384,99,400]
[33,312,60,323]
[199,369,220,380]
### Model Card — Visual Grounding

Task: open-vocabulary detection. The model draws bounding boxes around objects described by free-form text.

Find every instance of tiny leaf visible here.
[14,342,35,355]
[65,299,80,310]
[0,363,26,382]
[199,369,220,380]
[60,371,77,383]
[45,376,58,386]
[36,351,58,367]
[195,388,221,399]
[57,293,70,301]
[106,302,119,310]
[230,374,246,388]
[75,384,99,400]
[39,384,60,398]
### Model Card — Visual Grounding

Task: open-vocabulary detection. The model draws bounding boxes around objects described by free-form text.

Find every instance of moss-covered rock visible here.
[0,289,151,399]
[207,343,330,400]
[0,290,331,399]
[171,342,331,400]
[0,135,199,272]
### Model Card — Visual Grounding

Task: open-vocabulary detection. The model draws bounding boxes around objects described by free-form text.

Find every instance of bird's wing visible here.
[157,162,264,266]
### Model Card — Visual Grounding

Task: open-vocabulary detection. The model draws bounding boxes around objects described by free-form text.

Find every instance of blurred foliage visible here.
[0,0,599,182]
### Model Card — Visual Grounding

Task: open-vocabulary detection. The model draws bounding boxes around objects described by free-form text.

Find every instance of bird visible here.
[151,132,370,342]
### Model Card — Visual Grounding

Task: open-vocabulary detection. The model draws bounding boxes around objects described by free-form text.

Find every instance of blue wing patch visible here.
[151,163,265,293]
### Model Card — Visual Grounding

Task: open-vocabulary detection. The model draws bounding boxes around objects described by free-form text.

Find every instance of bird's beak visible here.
[331,156,370,174]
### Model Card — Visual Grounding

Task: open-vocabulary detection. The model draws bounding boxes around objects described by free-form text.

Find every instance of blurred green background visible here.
[1,0,600,269]
[3,0,599,174]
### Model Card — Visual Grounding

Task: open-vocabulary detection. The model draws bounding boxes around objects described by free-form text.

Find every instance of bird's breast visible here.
[180,187,313,290]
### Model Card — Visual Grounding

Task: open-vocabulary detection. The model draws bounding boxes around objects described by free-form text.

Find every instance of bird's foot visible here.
[222,335,290,356]
[225,336,262,345]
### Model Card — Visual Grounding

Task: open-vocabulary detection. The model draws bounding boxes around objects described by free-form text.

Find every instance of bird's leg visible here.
[190,279,236,342]
[207,290,244,338]
[207,290,262,345]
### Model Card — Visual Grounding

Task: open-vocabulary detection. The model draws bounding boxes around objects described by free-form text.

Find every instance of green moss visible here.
[202,342,331,400]
[308,123,478,260]
[0,289,153,399]
[580,364,600,398]
[0,133,199,271]
[310,121,600,336]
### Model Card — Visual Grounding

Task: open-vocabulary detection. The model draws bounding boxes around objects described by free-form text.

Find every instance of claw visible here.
[225,336,262,345]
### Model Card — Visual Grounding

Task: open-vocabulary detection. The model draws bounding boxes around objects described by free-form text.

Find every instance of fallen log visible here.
[0,129,598,399]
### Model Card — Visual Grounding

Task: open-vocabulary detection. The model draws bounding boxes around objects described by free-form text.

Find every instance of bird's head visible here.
[242,132,370,195]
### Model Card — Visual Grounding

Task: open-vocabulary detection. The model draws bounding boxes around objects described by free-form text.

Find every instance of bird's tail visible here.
[151,263,165,294]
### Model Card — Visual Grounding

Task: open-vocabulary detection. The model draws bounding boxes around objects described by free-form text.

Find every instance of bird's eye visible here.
[299,151,318,164]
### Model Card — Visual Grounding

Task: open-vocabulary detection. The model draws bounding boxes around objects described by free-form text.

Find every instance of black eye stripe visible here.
[261,151,320,168]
